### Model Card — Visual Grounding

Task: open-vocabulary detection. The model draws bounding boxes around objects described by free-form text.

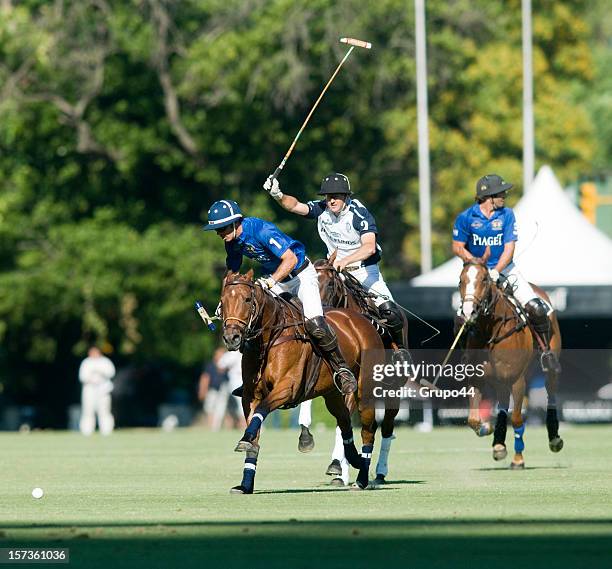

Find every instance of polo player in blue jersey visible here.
[452,174,561,372]
[203,199,358,395]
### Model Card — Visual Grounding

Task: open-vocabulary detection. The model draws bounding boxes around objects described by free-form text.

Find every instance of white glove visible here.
[257,276,277,290]
[263,176,283,200]
[489,269,500,283]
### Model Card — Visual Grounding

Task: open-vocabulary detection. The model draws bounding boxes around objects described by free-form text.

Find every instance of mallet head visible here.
[340,37,372,50]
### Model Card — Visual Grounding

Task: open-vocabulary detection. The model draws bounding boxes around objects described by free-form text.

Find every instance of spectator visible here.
[198,347,229,430]
[79,346,116,436]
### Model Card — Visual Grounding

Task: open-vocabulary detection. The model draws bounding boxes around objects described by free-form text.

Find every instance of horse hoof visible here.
[350,481,368,491]
[478,422,493,437]
[298,426,315,453]
[230,485,253,494]
[549,437,564,453]
[510,461,525,470]
[326,459,342,476]
[234,440,255,453]
[330,477,345,487]
[493,444,507,461]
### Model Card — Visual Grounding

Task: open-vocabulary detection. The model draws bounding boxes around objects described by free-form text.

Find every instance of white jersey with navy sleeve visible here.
[305,198,381,266]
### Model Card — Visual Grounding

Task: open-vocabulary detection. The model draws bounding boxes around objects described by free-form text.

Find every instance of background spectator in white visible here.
[79,346,116,436]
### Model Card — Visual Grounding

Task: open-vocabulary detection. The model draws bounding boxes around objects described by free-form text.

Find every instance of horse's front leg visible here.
[467,382,492,436]
[510,376,527,469]
[492,383,511,462]
[231,384,292,495]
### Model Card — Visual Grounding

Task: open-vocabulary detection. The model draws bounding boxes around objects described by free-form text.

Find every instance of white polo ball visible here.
[31,487,44,499]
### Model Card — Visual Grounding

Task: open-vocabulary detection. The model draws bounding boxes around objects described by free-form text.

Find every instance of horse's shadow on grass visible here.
[473,465,569,472]
[255,480,426,495]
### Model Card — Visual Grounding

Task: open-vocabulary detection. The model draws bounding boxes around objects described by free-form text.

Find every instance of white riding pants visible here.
[345,264,394,307]
[270,262,323,320]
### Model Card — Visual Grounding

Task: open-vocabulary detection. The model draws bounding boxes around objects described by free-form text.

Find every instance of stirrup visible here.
[333,368,357,395]
[391,348,412,366]
[540,351,561,373]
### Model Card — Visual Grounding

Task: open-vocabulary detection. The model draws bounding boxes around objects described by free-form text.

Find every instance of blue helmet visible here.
[203,200,243,231]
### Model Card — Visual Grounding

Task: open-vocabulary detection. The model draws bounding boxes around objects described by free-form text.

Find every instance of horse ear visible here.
[222,270,233,290]
[245,268,254,281]
[328,250,338,264]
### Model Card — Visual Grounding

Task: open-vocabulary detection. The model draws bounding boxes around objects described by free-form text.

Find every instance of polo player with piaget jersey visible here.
[203,199,357,396]
[452,174,561,372]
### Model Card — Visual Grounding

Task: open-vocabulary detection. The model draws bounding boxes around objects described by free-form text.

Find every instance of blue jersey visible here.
[452,204,518,268]
[225,217,307,275]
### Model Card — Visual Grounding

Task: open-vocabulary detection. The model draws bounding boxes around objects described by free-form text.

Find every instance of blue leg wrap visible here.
[240,456,257,493]
[244,411,267,441]
[357,445,374,488]
[513,423,526,453]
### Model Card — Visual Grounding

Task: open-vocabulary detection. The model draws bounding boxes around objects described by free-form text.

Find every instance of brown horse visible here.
[220,269,384,493]
[314,256,410,484]
[457,255,563,468]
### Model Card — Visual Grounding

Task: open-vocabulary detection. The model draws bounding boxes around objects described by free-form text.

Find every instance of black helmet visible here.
[475,174,513,199]
[317,173,352,196]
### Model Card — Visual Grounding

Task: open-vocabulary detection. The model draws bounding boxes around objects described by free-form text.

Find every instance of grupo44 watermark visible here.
[361,349,612,412]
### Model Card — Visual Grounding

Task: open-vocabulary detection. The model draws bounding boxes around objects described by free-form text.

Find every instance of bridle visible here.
[460,261,495,321]
[221,280,262,342]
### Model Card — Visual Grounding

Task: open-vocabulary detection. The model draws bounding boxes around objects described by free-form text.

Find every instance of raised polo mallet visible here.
[194,300,216,332]
[270,37,372,180]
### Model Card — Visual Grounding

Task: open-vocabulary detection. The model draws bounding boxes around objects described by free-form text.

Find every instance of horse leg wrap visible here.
[356,444,373,489]
[243,412,266,442]
[240,448,259,494]
[341,432,362,469]
[376,435,396,478]
[513,423,526,454]
[493,409,508,447]
[546,407,560,441]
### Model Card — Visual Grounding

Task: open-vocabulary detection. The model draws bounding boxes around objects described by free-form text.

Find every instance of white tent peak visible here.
[411,165,612,286]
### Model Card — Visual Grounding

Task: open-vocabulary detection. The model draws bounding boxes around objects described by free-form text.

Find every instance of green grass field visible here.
[1,425,611,568]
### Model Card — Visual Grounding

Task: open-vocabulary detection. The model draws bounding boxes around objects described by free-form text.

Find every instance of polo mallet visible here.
[270,37,372,180]
[419,320,468,390]
[194,300,216,332]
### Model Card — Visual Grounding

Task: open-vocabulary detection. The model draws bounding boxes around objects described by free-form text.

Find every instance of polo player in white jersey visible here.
[263,172,405,484]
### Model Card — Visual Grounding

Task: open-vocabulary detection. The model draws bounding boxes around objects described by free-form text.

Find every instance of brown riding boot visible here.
[305,316,357,395]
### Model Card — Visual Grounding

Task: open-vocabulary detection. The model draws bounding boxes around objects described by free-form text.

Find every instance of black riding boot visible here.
[525,299,561,373]
[378,301,411,364]
[305,316,357,395]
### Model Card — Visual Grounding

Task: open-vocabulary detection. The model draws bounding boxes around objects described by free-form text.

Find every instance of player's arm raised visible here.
[263,176,309,216]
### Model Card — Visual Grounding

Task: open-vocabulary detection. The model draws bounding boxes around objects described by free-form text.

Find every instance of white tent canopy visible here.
[411,166,612,287]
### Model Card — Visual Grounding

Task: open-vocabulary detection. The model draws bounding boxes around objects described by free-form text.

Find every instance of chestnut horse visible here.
[220,269,384,493]
[458,256,563,468]
[314,256,410,484]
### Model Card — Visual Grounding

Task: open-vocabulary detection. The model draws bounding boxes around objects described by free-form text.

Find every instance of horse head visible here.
[220,269,260,350]
[458,247,493,322]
